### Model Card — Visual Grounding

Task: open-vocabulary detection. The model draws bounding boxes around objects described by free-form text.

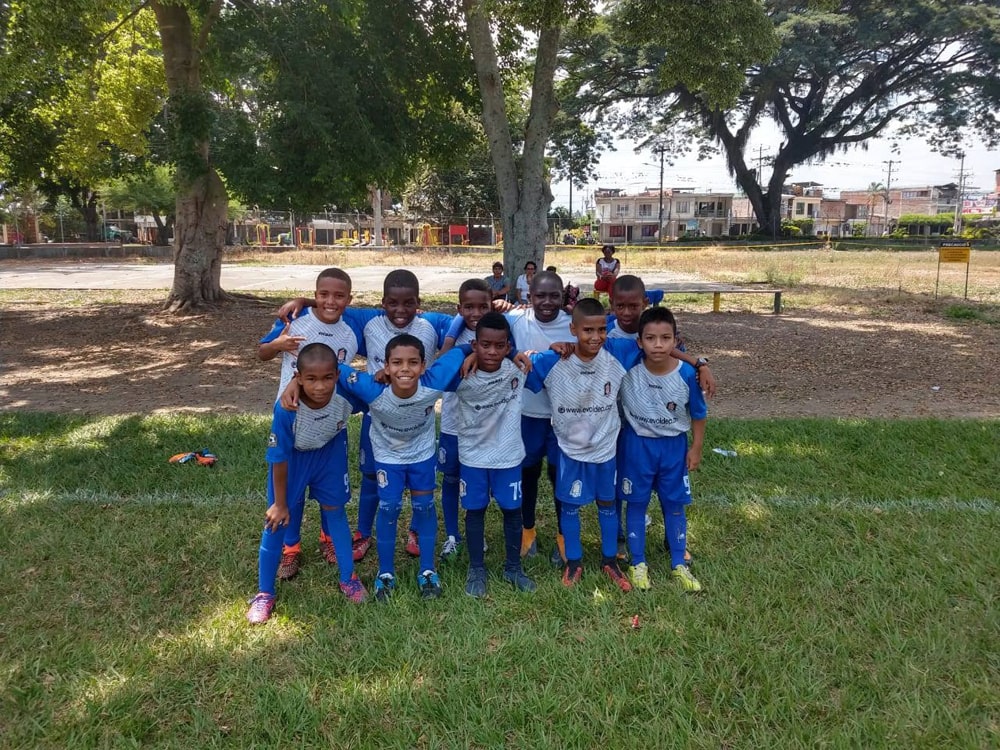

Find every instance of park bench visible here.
[648,283,783,314]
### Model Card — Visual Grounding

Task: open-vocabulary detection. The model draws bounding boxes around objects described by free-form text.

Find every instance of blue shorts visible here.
[268,433,350,508]
[521,415,560,468]
[460,464,523,511]
[556,454,617,506]
[374,455,437,511]
[437,431,460,477]
[617,426,691,506]
[359,413,375,474]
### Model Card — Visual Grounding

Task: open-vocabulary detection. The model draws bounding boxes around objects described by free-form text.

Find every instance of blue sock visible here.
[663,501,688,568]
[597,502,618,560]
[441,474,462,540]
[413,497,438,572]
[283,492,305,548]
[375,500,401,576]
[501,507,522,570]
[626,501,649,565]
[560,504,582,562]
[257,524,287,595]
[321,504,354,583]
[466,508,486,569]
[358,473,378,538]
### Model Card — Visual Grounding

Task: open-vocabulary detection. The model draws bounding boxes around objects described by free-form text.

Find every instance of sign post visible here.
[935,240,971,299]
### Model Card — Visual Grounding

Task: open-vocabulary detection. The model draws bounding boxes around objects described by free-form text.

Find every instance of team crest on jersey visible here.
[336,420,345,432]
[511,378,519,391]
[667,401,677,412]
[267,433,277,448]
[459,479,467,498]
[604,381,612,396]
[438,447,446,463]
[343,473,350,490]
[425,405,434,415]
[376,470,388,489]
[570,480,582,498]
[347,372,358,384]
[621,478,633,495]
[337,348,347,362]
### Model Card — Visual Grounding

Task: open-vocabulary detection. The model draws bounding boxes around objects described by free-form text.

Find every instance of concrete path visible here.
[0,262,705,294]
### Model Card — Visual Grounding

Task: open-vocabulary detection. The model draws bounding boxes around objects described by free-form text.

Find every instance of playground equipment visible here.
[295,226,315,247]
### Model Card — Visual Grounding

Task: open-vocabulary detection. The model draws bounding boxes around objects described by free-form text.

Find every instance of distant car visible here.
[103,225,134,243]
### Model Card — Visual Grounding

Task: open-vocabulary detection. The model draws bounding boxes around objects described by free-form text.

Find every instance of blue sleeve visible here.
[525,351,558,392]
[682,363,708,420]
[259,317,286,345]
[605,314,615,332]
[419,312,456,347]
[338,387,368,415]
[646,289,664,306]
[445,313,466,340]
[422,348,467,391]
[266,403,296,464]
[604,338,642,370]
[337,362,385,404]
[342,308,383,357]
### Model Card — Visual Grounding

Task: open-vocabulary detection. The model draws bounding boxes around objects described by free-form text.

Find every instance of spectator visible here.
[514,261,537,304]
[485,262,511,301]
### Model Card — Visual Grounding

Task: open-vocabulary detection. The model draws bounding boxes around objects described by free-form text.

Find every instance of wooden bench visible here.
[648,284,783,314]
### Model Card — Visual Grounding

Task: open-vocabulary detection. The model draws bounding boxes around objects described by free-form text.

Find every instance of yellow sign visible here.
[939,246,970,263]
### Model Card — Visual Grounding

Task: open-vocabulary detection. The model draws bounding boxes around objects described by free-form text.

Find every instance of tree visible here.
[101,165,176,245]
[568,0,1000,237]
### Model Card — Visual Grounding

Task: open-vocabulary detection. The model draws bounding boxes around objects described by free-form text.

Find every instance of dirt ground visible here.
[3,286,998,419]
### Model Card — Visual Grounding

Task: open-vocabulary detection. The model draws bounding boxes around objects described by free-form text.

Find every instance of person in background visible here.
[485,262,511,301]
[514,261,537,304]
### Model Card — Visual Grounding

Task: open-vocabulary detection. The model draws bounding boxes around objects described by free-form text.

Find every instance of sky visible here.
[550,121,1000,213]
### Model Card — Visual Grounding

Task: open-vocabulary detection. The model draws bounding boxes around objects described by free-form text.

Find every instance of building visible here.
[594,187,734,243]
[840,183,959,235]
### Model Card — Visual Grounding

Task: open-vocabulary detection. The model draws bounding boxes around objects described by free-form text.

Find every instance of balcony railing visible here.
[693,209,727,218]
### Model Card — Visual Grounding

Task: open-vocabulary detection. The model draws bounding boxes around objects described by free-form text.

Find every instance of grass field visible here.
[2,414,998,748]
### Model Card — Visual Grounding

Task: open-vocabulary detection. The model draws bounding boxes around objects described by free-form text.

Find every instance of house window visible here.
[609,225,625,237]
[615,204,629,217]
[795,202,805,215]
[640,224,658,237]
[675,201,690,214]
[698,201,717,215]
[857,205,869,218]
[902,190,929,199]
[638,203,652,217]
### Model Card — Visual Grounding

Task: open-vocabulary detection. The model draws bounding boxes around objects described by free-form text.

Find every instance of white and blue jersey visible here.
[259,308,364,400]
[439,327,476,438]
[344,308,452,373]
[447,358,527,469]
[505,308,574,419]
[621,360,706,438]
[336,349,466,465]
[606,319,637,340]
[525,339,641,463]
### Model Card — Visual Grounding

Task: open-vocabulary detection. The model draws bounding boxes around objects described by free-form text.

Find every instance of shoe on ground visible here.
[465,566,488,598]
[319,538,337,565]
[440,535,461,563]
[418,569,442,599]
[616,538,629,562]
[629,562,651,591]
[405,529,420,557]
[339,573,368,603]
[562,563,583,587]
[672,564,703,593]
[520,527,538,558]
[602,560,633,592]
[277,549,302,581]
[351,531,372,562]
[503,566,537,593]
[246,592,276,624]
[374,572,396,603]
[550,534,567,568]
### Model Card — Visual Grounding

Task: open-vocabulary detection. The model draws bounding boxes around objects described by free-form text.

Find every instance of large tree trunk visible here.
[153,0,227,313]
[463,0,559,276]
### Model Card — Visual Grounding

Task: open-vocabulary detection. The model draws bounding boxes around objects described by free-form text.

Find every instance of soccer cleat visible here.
[550,533,567,568]
[374,573,396,603]
[246,592,276,624]
[503,566,537,593]
[405,529,420,557]
[672,564,703,593]
[464,566,488,599]
[562,563,583,587]
[319,538,337,566]
[629,562,652,591]
[602,560,633,592]
[277,548,302,581]
[520,527,538,558]
[339,574,368,603]
[417,569,442,599]
[439,535,461,563]
[351,531,372,562]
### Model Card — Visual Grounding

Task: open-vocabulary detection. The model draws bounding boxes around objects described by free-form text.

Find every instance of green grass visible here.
[2,414,999,748]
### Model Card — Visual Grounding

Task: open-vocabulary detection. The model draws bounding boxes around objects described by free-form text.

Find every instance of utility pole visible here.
[568,171,573,224]
[954,152,967,235]
[882,159,896,236]
[657,146,665,245]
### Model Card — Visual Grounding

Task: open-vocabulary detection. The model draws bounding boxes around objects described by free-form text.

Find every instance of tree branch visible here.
[192,0,225,70]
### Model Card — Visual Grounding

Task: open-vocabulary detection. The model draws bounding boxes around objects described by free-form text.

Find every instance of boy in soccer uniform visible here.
[445,312,535,598]
[435,278,494,563]
[619,307,707,592]
[445,270,574,565]
[258,268,365,580]
[335,334,470,601]
[247,343,368,625]
[525,298,643,590]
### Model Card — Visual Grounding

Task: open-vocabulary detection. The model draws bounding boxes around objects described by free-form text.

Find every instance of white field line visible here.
[3,489,999,514]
